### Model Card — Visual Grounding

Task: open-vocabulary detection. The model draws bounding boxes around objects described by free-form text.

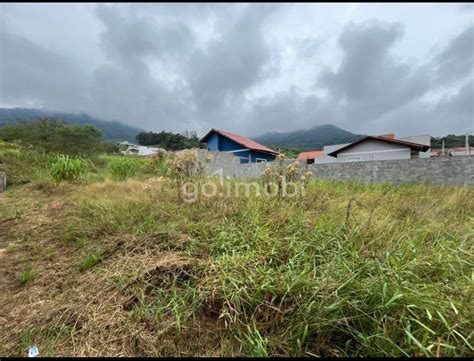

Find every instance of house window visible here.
[256,158,267,163]
[306,159,315,165]
[411,150,419,158]
[346,156,361,162]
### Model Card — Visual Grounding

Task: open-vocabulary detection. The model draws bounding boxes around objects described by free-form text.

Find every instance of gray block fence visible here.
[196,150,474,186]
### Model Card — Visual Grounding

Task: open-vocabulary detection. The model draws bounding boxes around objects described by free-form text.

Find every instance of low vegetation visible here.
[136,129,204,150]
[0,129,472,357]
[0,118,108,156]
[80,250,102,272]
[107,157,141,181]
[50,155,87,185]
[19,269,36,284]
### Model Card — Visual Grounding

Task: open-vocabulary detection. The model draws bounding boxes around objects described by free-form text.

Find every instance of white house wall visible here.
[398,134,430,146]
[324,143,351,154]
[398,134,431,158]
[313,143,351,164]
[337,139,411,162]
[314,155,339,164]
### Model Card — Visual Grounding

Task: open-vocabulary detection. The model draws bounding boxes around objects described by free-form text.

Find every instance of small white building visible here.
[118,141,160,156]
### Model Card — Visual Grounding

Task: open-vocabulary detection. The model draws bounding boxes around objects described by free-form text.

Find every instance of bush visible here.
[108,157,140,181]
[50,155,87,185]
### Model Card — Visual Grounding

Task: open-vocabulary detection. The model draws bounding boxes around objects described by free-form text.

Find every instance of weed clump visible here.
[80,250,102,271]
[108,157,140,181]
[171,149,198,200]
[171,149,198,178]
[260,155,311,196]
[50,155,87,185]
[147,149,170,176]
[19,269,36,284]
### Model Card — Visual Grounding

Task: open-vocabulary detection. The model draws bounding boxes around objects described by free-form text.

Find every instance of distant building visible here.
[444,147,474,156]
[117,141,160,156]
[200,128,279,163]
[297,133,431,164]
[297,150,325,165]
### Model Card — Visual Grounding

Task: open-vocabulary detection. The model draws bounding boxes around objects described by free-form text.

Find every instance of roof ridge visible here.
[374,135,428,147]
[327,135,430,157]
[201,128,279,155]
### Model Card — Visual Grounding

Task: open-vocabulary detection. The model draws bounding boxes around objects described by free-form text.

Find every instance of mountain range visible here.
[254,124,366,151]
[1,108,467,151]
[0,108,144,142]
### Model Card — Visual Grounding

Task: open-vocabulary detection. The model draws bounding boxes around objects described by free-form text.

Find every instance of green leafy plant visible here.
[108,157,140,181]
[50,155,87,185]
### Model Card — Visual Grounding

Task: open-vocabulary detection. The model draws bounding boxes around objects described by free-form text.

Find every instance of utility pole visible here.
[442,140,445,156]
[466,133,470,156]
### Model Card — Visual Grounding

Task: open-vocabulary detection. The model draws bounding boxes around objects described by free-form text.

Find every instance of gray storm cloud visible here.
[0,3,472,137]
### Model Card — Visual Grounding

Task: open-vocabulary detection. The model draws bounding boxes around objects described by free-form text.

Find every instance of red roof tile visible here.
[444,147,474,152]
[200,128,279,155]
[297,150,325,160]
[378,133,395,139]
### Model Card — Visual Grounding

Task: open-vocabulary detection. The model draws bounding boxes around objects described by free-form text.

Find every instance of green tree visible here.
[135,130,204,150]
[431,135,469,149]
[0,118,103,156]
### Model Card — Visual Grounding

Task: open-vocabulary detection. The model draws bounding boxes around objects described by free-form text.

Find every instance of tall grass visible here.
[50,154,87,185]
[108,157,141,181]
[55,178,473,357]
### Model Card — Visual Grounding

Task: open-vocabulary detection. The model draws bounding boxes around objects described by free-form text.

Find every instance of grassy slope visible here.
[0,149,473,356]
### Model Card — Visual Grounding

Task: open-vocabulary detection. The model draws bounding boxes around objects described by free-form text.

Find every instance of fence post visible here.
[0,172,5,192]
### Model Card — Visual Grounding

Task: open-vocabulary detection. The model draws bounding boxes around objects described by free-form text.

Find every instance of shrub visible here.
[50,155,87,185]
[145,150,171,176]
[171,149,198,178]
[260,157,311,196]
[108,157,140,181]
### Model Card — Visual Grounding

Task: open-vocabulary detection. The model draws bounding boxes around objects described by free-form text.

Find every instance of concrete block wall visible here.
[308,156,474,185]
[195,149,474,185]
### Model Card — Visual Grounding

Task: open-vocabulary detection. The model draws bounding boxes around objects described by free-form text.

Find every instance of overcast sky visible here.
[0,3,473,137]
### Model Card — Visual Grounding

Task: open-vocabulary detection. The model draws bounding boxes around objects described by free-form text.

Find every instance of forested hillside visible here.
[0,108,143,142]
[254,124,365,151]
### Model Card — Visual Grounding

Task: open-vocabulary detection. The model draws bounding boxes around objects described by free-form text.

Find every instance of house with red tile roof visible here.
[297,150,325,164]
[444,147,474,156]
[200,128,279,163]
[298,133,431,164]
